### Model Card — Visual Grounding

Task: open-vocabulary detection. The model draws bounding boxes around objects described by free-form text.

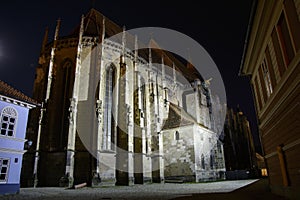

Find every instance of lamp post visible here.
[33,102,45,188]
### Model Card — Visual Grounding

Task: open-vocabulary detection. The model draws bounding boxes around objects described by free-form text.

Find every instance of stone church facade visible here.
[22,8,225,187]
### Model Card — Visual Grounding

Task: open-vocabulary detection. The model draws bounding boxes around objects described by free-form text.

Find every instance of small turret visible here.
[38,27,49,65]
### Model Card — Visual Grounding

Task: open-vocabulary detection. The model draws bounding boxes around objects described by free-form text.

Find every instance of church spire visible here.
[149,46,152,70]
[41,27,48,54]
[121,26,126,63]
[101,16,105,43]
[45,18,61,101]
[38,27,49,65]
[134,35,138,71]
[186,48,193,70]
[78,15,84,44]
[161,54,165,86]
[53,18,61,47]
[172,62,176,83]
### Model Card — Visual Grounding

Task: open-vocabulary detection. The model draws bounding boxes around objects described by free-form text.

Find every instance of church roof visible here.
[0,80,38,106]
[144,40,203,82]
[65,8,203,83]
[162,102,198,130]
[70,8,122,37]
[122,40,202,84]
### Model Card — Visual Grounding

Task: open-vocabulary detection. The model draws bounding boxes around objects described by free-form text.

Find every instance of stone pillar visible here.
[156,74,164,182]
[64,98,77,187]
[133,39,144,184]
[45,19,60,102]
[61,15,84,188]
[116,28,129,184]
[127,72,135,186]
[159,131,164,182]
[93,16,106,187]
[148,49,160,183]
[116,59,129,185]
[149,80,160,182]
[93,99,102,187]
[33,103,45,187]
[194,79,202,124]
[144,72,152,182]
[133,72,143,184]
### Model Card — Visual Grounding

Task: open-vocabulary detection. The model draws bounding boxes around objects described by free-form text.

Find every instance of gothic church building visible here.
[22,9,225,187]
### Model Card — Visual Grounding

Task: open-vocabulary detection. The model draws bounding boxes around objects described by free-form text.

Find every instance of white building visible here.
[23,8,225,187]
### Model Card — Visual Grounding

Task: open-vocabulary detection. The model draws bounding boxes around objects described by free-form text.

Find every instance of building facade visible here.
[223,107,257,179]
[0,80,37,194]
[22,8,225,187]
[240,0,300,198]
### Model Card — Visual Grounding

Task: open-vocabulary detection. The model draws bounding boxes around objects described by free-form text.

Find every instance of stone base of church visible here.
[91,173,102,187]
[165,175,195,183]
[196,170,226,182]
[142,177,151,184]
[128,176,135,186]
[94,178,116,187]
[59,175,74,188]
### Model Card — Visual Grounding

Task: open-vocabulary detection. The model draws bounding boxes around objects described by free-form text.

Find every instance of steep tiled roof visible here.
[162,102,197,130]
[0,80,39,106]
[70,8,202,83]
[70,8,122,38]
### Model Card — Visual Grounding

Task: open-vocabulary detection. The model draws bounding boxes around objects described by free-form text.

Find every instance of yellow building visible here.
[240,0,300,198]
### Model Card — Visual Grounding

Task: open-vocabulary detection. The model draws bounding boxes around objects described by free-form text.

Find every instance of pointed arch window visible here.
[210,154,214,169]
[61,60,74,147]
[140,76,146,119]
[1,107,18,137]
[201,154,205,169]
[103,65,116,150]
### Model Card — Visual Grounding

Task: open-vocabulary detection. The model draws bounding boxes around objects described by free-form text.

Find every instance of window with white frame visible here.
[1,107,18,137]
[262,60,273,97]
[0,158,10,183]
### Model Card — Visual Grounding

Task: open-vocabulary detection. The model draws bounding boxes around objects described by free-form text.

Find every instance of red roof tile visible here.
[0,80,39,106]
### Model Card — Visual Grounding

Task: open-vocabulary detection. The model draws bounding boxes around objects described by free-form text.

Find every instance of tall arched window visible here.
[201,154,205,169]
[0,107,18,137]
[175,131,179,140]
[210,154,214,169]
[140,76,147,153]
[61,60,74,147]
[140,76,146,120]
[103,65,116,150]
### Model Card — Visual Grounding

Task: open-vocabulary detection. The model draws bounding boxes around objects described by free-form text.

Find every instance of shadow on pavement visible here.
[171,179,288,200]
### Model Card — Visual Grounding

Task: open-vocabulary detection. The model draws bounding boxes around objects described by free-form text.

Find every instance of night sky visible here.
[0,0,260,152]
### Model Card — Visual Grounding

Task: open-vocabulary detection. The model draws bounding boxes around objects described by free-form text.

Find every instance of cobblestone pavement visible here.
[1,179,287,200]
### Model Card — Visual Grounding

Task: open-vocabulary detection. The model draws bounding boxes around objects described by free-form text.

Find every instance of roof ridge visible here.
[0,80,38,106]
[70,8,122,37]
[169,102,198,124]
